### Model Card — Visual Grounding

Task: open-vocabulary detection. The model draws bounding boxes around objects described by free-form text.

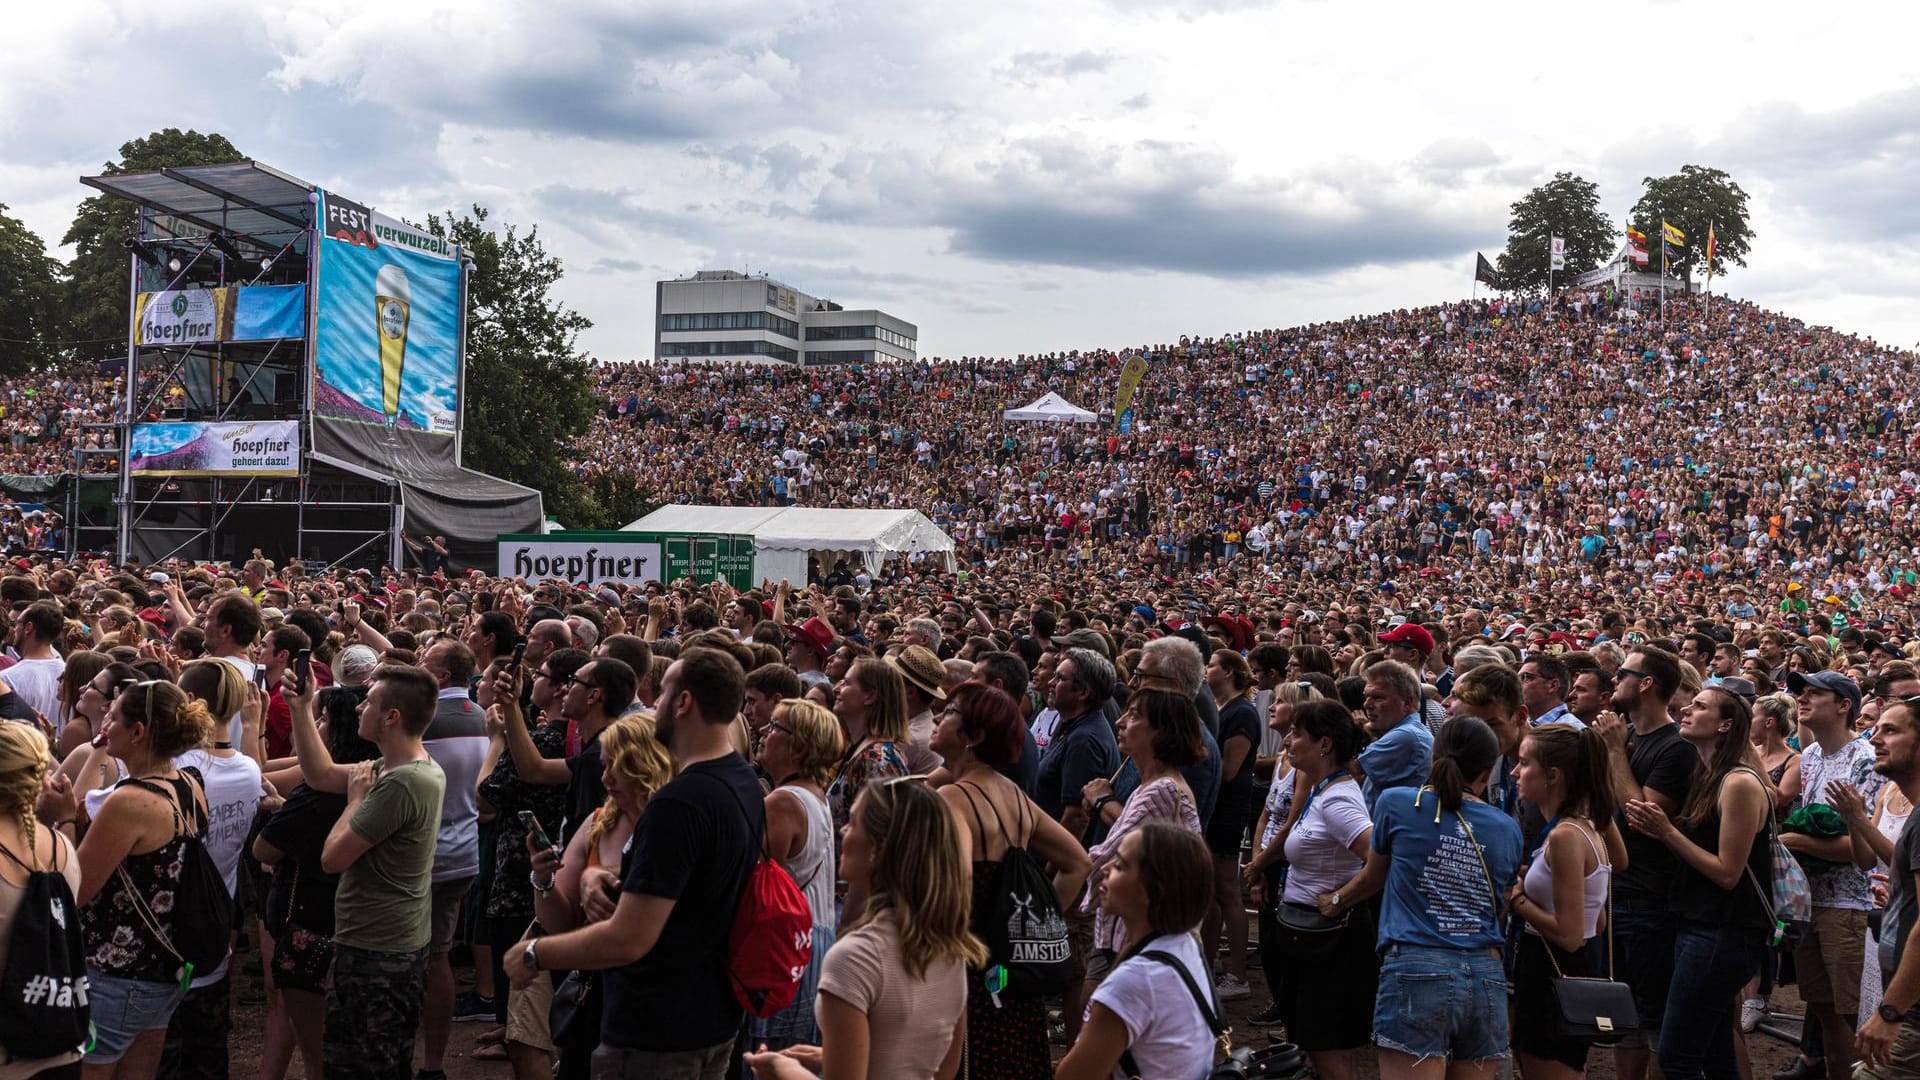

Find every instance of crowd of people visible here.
[4,285,1920,1080]
[0,535,1913,1080]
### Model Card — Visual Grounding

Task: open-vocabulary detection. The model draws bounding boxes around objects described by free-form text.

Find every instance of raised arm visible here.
[288,677,348,794]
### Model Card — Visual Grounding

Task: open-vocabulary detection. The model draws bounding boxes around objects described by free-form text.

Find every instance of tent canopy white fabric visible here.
[1003,391,1097,424]
[622,504,956,585]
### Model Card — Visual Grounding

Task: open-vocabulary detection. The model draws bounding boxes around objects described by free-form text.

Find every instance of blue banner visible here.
[232,285,305,342]
[312,192,460,435]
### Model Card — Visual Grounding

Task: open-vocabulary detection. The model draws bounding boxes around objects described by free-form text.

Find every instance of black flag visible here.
[1474,252,1503,290]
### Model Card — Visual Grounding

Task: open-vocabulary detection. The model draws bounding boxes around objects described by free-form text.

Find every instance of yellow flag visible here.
[1113,354,1150,431]
[1662,221,1686,247]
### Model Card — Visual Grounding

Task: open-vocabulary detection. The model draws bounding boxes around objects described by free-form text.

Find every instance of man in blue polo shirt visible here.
[1358,659,1435,811]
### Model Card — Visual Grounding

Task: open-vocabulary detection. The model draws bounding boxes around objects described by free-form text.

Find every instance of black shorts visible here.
[1281,902,1378,1052]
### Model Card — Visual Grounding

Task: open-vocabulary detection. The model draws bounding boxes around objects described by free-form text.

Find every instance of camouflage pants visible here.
[325,945,427,1080]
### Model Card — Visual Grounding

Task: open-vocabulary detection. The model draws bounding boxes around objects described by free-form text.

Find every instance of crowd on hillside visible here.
[0,369,119,476]
[567,291,1920,640]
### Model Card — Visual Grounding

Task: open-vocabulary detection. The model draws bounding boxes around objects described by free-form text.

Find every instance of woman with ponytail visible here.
[1321,715,1524,1080]
[1508,724,1626,1079]
[38,679,217,1079]
[1624,686,1771,1080]
[746,777,984,1080]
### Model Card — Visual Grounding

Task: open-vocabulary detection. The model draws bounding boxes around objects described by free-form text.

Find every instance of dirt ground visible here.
[223,943,1811,1080]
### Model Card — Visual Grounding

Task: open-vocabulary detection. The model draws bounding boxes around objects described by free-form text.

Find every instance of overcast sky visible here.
[5,0,1919,361]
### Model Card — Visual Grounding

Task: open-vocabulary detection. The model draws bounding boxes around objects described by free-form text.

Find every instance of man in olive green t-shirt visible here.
[290,663,447,1080]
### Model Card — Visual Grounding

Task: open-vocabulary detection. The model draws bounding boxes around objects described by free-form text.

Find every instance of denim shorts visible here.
[86,971,184,1064]
[1373,944,1510,1063]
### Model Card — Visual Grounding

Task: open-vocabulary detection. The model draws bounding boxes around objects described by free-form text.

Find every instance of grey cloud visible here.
[811,135,1489,278]
[1005,50,1117,83]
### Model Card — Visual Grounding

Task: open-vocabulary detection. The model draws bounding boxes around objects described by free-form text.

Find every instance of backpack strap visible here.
[1115,947,1228,1078]
[957,780,1020,861]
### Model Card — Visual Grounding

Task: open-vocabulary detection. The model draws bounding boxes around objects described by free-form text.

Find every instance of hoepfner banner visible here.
[129,421,300,476]
[498,539,664,587]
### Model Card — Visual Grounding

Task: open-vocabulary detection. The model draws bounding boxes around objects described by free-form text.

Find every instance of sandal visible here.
[472,1044,509,1062]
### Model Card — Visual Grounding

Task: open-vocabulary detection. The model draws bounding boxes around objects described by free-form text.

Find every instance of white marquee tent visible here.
[622,504,956,585]
[1003,391,1097,424]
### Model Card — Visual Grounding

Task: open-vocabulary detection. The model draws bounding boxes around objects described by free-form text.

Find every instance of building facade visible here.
[654,270,918,366]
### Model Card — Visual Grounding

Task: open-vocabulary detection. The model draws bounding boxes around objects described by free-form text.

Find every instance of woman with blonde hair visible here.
[1,722,86,1077]
[1244,679,1323,1027]
[752,699,846,1052]
[38,680,217,1080]
[1751,692,1801,811]
[746,778,985,1080]
[528,714,674,1080]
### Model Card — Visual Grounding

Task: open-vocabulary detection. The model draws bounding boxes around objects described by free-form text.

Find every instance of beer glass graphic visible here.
[375,264,411,425]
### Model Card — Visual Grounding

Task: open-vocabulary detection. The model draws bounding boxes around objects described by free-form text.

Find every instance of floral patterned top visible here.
[81,774,203,985]
[826,739,910,841]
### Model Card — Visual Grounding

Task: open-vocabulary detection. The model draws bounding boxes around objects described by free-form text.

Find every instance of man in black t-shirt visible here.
[1859,699,1920,1077]
[1593,646,1695,1080]
[507,647,759,1080]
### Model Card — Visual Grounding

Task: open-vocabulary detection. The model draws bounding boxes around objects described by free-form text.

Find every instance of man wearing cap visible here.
[1378,623,1446,733]
[890,644,947,773]
[1790,668,1880,1080]
[782,616,835,692]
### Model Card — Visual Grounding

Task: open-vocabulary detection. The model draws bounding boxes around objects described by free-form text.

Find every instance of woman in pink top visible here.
[747,778,985,1080]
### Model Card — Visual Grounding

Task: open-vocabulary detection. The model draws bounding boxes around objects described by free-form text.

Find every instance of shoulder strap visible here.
[1115,948,1228,1080]
[117,776,189,836]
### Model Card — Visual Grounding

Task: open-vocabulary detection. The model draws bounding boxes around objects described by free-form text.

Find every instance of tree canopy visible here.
[0,203,66,375]
[1496,172,1613,292]
[62,129,246,365]
[1630,165,1752,282]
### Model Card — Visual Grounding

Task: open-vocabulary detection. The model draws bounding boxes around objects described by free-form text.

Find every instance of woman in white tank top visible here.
[754,700,844,1051]
[1507,722,1627,1080]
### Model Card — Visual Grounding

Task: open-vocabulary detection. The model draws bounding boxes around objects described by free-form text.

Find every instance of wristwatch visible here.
[522,940,540,973]
[1091,794,1116,813]
[1880,1003,1905,1024]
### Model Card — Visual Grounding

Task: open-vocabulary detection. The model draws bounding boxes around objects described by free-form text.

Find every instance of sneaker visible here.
[451,991,495,1022]
[1740,997,1766,1033]
[1249,1001,1287,1027]
[1214,973,1252,1001]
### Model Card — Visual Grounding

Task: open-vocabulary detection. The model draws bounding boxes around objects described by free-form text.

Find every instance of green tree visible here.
[1496,172,1614,292]
[62,129,246,364]
[428,206,602,526]
[1630,165,1752,282]
[0,204,67,374]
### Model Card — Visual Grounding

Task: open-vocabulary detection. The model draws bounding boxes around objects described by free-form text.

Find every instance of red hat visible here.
[1378,622,1435,656]
[1200,614,1255,652]
[137,607,169,632]
[783,616,837,660]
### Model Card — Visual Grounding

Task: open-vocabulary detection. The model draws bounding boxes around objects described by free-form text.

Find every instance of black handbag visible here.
[1272,901,1350,956]
[548,967,596,1046]
[1540,865,1639,1038]
[1490,819,1639,1039]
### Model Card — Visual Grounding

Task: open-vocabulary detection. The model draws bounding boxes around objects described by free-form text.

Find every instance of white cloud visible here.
[4,0,1920,359]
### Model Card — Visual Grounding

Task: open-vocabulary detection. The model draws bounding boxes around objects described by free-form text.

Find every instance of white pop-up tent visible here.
[1003,391,1097,424]
[623,505,956,586]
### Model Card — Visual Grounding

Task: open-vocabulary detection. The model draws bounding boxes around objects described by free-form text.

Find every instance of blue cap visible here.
[1786,670,1862,712]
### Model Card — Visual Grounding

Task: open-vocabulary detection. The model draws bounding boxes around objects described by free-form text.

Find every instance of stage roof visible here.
[81,160,316,249]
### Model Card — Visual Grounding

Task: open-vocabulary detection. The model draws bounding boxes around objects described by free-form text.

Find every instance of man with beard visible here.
[1592,646,1696,1080]
[507,647,759,1080]
[1855,697,1920,1078]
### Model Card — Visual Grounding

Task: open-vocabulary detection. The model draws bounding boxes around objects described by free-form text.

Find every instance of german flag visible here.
[1662,221,1686,247]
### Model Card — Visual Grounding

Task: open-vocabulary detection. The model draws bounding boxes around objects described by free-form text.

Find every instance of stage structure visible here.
[75,161,541,570]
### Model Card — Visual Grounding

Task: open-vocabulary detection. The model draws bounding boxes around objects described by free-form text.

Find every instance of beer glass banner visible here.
[129,421,301,477]
[312,190,461,436]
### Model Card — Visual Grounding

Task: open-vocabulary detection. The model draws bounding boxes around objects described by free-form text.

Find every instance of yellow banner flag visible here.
[1113,354,1150,431]
[1662,221,1686,247]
